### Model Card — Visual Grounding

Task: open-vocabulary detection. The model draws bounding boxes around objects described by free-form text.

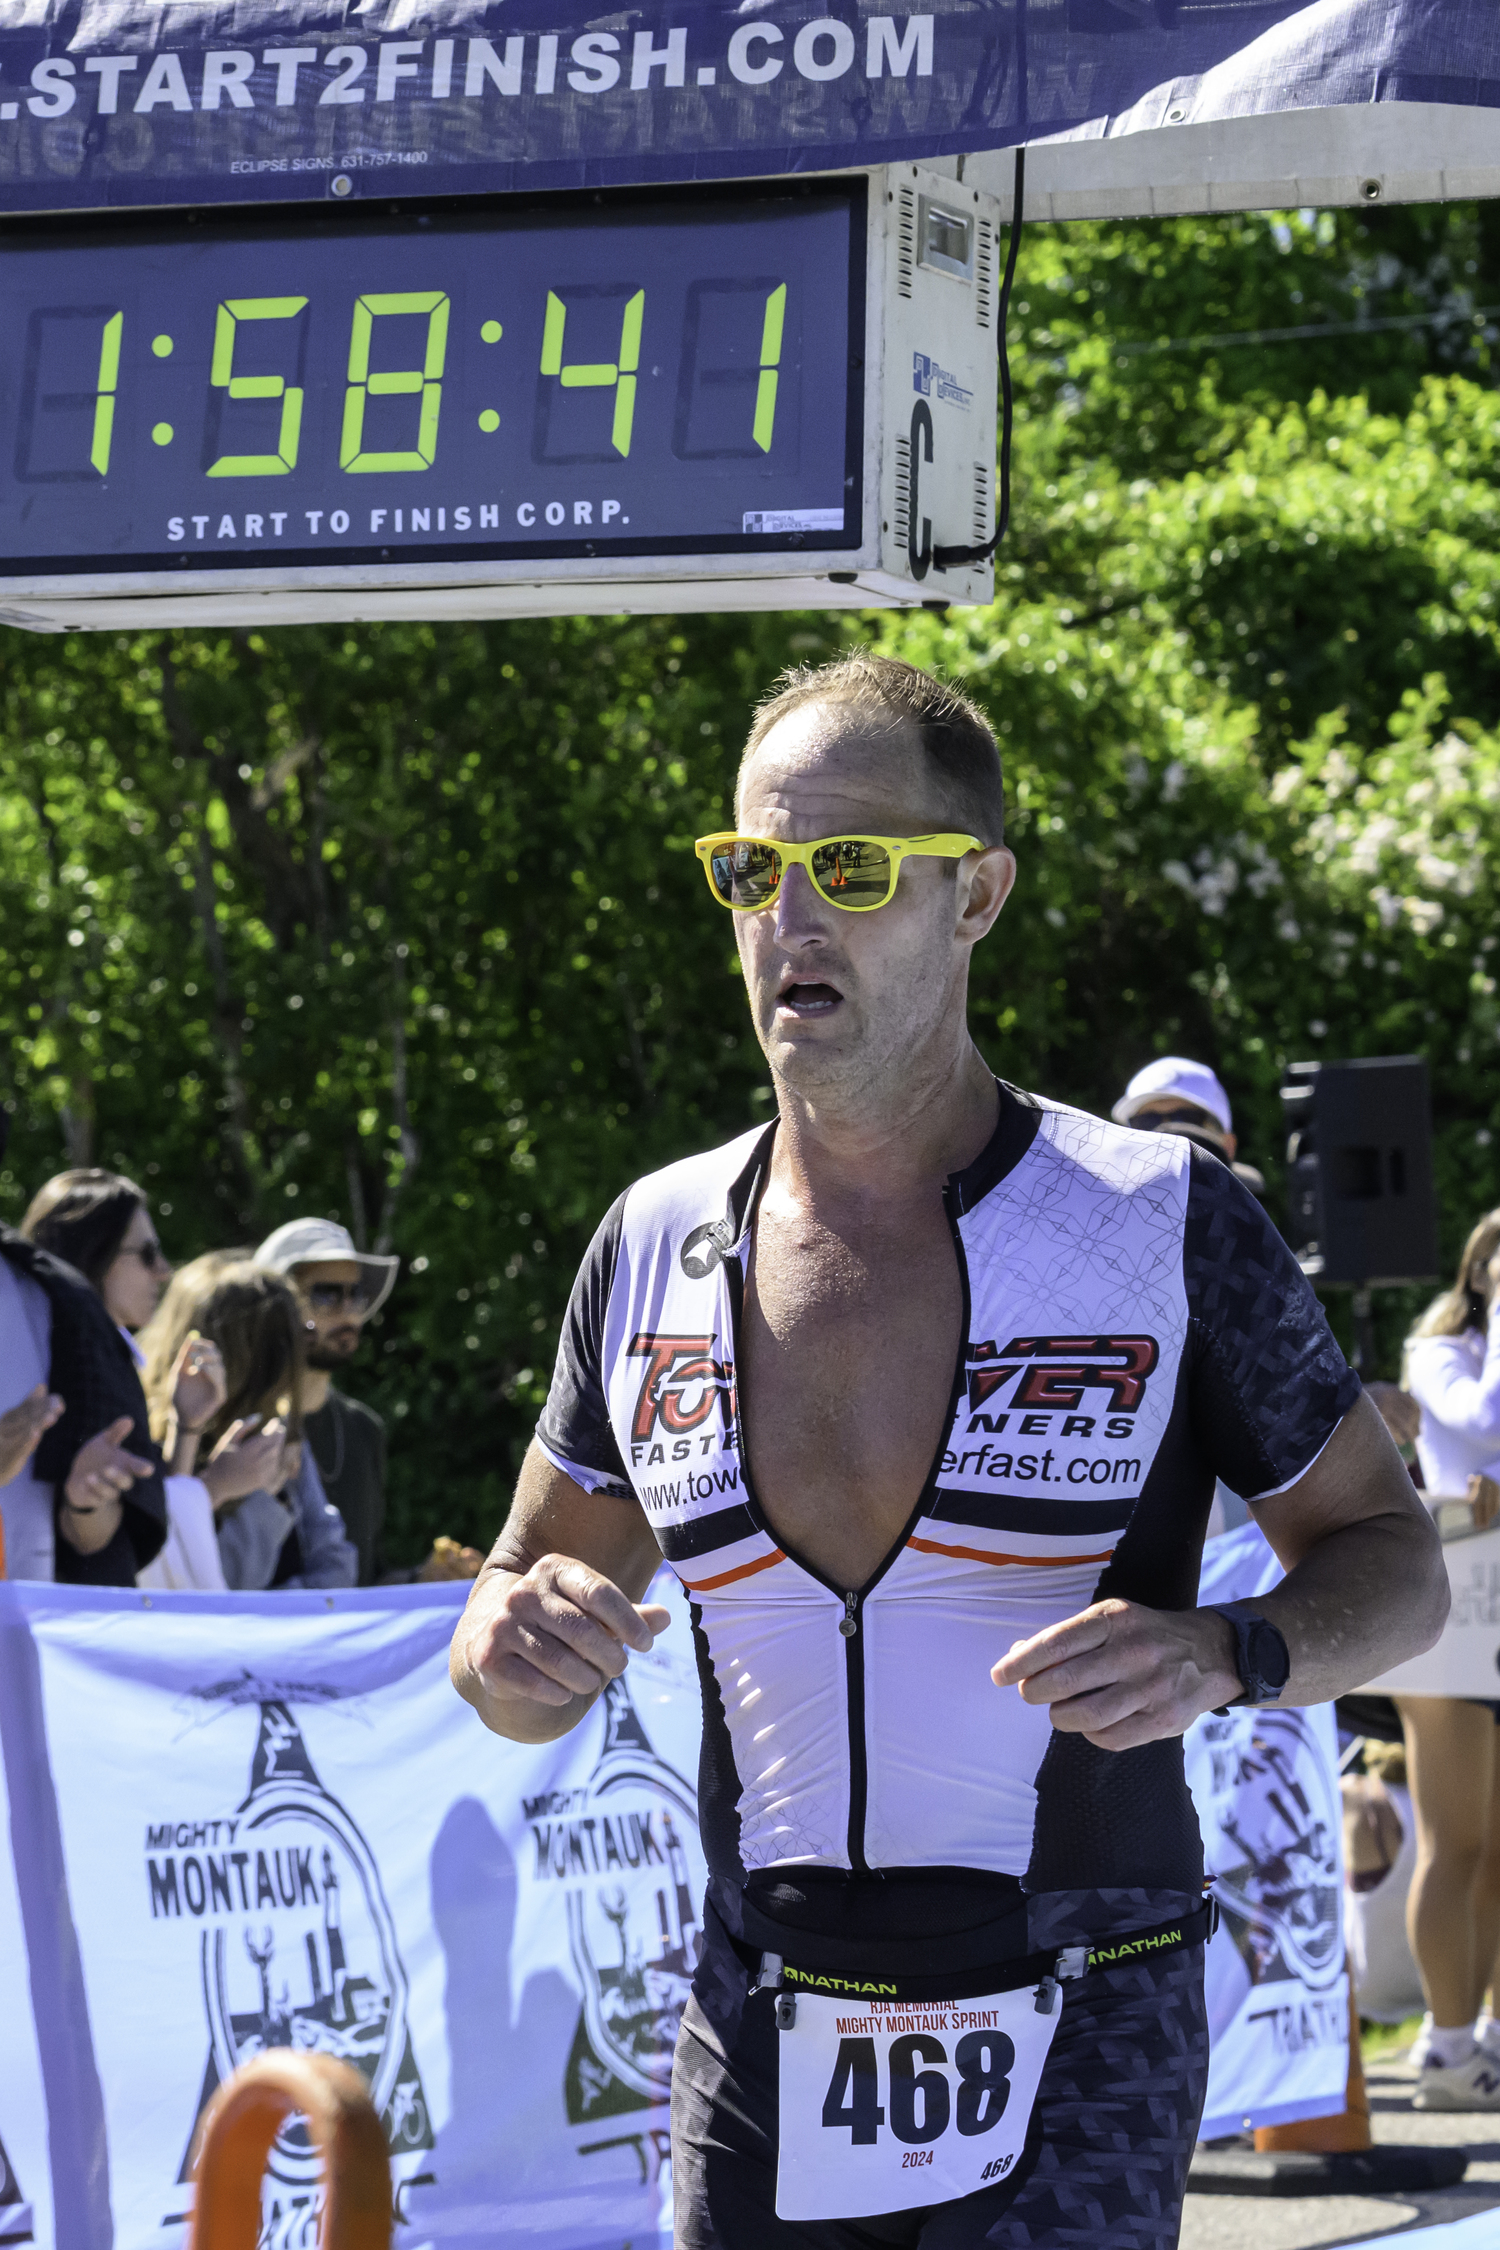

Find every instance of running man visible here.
[451,654,1446,2248]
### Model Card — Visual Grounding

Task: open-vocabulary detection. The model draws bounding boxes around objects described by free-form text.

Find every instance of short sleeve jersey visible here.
[537,1085,1358,1903]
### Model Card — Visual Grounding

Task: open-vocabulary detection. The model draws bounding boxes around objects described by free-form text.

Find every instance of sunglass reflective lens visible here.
[811,840,892,906]
[713,840,779,908]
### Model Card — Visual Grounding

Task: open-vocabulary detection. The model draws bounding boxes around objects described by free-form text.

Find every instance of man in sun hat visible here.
[256,1218,481,1585]
[1113,1054,1266,1197]
[255,1218,396,1585]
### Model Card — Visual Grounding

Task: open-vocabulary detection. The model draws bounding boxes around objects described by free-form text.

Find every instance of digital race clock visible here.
[0,167,999,627]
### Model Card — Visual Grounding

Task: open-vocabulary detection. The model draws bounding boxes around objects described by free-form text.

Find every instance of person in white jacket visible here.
[1400,1209,1500,2108]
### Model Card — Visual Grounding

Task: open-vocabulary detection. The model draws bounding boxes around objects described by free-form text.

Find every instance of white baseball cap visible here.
[254,1218,399,1315]
[1112,1056,1233,1138]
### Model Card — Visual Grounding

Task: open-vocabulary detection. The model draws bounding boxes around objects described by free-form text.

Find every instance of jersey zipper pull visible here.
[839,1592,858,1639]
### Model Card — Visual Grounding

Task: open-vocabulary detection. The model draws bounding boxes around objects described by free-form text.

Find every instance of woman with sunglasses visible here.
[20,1171,271,1586]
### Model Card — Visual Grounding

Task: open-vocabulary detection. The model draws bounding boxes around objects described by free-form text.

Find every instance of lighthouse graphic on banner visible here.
[0,2130,32,2244]
[173,1698,432,2216]
[555,1677,703,2124]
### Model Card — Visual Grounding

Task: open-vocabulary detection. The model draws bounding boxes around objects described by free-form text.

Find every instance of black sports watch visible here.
[1207,1600,1292,1707]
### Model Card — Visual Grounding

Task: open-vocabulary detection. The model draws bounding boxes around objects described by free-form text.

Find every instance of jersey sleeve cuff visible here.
[535,1435,634,1501]
[1242,1396,1354,1504]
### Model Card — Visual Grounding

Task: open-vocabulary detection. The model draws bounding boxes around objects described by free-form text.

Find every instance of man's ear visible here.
[957,846,1016,946]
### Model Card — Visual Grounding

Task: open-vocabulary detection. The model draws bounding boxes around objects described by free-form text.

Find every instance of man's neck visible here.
[771,1037,999,1206]
[302,1367,335,1415]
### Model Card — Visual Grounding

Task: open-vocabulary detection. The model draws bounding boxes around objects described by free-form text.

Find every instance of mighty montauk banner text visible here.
[0,0,1493,212]
[0,1540,1346,2248]
[0,1578,704,2250]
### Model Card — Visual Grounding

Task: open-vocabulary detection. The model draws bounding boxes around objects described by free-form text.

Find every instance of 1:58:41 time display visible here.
[17,283,790,481]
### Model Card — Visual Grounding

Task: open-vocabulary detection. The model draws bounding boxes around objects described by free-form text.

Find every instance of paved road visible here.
[1181,2057,1500,2250]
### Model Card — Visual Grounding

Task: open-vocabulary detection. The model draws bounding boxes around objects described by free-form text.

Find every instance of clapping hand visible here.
[60,1415,154,1556]
[170,1330,227,1437]
[64,1415,153,1510]
[200,1415,290,1512]
[0,1383,63,1487]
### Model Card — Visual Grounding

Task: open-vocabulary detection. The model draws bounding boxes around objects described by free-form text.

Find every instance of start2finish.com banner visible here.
[0,1538,1345,2249]
[0,1,1494,212]
[0,1578,705,2250]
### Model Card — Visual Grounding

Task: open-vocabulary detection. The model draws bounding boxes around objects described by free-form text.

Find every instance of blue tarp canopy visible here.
[0,0,1495,214]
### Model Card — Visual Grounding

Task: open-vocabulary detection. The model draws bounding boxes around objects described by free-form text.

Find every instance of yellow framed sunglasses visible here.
[694,831,984,913]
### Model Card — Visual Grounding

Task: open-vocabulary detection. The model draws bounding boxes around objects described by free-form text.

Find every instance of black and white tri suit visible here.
[537,1084,1360,2247]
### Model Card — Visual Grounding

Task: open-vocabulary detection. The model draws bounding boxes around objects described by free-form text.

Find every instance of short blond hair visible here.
[740,654,1005,845]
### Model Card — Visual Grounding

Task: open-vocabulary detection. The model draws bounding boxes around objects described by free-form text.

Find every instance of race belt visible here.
[760,1900,1216,2224]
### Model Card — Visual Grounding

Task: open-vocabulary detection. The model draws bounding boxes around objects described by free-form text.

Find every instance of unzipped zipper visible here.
[841,1589,868,1872]
[838,1182,971,1878]
[722,1159,974,1884]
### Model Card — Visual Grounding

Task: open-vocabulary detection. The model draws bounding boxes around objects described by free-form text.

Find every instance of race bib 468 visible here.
[774,1985,1061,2223]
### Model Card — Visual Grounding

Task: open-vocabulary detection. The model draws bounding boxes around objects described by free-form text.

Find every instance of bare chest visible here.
[739,1200,962,1587]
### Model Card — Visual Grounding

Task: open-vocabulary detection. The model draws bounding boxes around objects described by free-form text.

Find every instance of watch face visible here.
[1248,1618,1291,1695]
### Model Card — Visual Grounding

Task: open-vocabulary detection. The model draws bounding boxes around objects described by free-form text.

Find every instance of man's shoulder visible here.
[998,1088,1190,1198]
[326,1387,386,1439]
[616,1119,774,1239]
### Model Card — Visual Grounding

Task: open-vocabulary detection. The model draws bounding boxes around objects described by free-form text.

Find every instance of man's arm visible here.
[450,1439,669,1745]
[992,1392,1448,1751]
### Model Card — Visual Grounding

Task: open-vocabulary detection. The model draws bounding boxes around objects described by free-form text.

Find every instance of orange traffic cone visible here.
[188,2051,390,2250]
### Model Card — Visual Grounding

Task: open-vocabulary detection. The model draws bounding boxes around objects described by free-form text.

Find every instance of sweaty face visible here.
[732,703,1012,1107]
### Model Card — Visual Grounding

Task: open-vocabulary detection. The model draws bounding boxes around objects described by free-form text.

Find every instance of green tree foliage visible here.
[4,196,1499,1549]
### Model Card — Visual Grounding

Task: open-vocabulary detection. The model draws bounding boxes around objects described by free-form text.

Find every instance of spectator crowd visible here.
[0,1115,484,1595]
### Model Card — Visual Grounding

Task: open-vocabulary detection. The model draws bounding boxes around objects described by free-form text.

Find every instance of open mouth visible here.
[776,980,843,1017]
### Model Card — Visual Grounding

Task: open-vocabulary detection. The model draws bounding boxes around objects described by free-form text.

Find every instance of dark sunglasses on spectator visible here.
[120,1237,170,1270]
[306,1281,371,1311]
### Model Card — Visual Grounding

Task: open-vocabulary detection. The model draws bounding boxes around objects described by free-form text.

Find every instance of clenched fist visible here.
[452,1552,671,1744]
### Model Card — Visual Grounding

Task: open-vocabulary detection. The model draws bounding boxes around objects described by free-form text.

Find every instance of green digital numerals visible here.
[208,298,307,477]
[540,289,645,457]
[41,269,789,489]
[754,284,786,454]
[90,312,123,476]
[340,292,451,473]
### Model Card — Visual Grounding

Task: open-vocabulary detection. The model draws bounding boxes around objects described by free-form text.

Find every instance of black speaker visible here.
[1281,1056,1439,1287]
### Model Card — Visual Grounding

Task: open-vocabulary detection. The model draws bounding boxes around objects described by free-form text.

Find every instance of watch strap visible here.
[1206,1600,1291,1707]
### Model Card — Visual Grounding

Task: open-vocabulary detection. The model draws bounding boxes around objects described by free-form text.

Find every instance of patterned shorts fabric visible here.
[670,1889,1209,2250]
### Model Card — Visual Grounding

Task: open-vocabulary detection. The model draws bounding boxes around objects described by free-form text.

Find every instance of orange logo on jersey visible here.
[627,1331,737,1442]
[967,1335,1159,1414]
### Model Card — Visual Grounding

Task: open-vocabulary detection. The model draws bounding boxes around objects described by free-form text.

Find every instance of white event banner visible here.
[0,1535,1350,2249]
[0,1576,705,2250]
[1188,1523,1349,2141]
